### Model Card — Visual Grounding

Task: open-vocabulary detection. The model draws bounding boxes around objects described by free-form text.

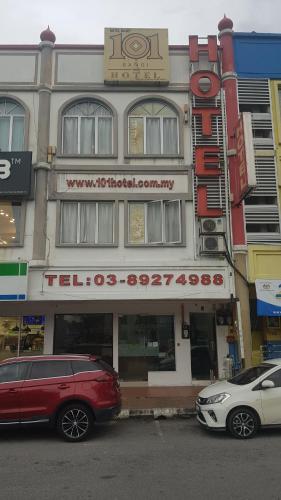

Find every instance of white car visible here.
[196,358,281,439]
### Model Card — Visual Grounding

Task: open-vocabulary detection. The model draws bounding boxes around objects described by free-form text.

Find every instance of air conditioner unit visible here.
[200,217,225,233]
[200,235,225,253]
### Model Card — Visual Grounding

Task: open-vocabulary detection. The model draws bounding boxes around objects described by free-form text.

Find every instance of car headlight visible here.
[205,393,231,404]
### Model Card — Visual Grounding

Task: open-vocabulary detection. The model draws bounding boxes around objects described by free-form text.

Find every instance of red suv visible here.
[0,354,121,441]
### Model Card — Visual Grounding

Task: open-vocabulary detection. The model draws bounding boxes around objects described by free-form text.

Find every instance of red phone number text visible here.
[45,273,224,287]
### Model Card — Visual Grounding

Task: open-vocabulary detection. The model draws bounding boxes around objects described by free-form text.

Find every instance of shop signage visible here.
[56,173,189,194]
[189,36,222,218]
[0,152,32,196]
[0,262,28,301]
[104,28,169,84]
[256,280,281,316]
[234,112,256,205]
[29,268,231,301]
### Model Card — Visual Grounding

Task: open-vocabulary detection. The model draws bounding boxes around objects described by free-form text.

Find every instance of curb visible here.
[118,408,196,419]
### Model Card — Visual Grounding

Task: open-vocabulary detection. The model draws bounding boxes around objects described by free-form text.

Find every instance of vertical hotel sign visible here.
[234,112,256,206]
[0,262,28,301]
[104,28,169,84]
[189,35,223,217]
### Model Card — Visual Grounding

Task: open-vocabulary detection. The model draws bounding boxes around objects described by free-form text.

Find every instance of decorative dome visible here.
[40,26,56,43]
[218,15,233,32]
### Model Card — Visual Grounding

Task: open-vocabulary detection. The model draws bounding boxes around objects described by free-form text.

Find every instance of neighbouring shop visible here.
[0,315,45,361]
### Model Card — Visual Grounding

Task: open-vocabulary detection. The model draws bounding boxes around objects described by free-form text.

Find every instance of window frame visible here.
[126,199,184,247]
[58,97,117,158]
[125,98,184,159]
[0,97,28,152]
[57,200,118,247]
[0,199,26,247]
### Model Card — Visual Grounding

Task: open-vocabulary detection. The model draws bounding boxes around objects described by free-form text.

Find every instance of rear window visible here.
[228,363,274,385]
[71,360,101,374]
[29,360,72,379]
[95,359,115,375]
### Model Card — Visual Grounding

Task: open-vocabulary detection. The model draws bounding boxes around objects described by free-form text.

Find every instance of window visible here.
[72,360,100,374]
[62,101,113,155]
[118,315,175,381]
[266,368,281,388]
[128,200,181,244]
[54,314,113,366]
[228,364,274,385]
[29,361,72,379]
[0,98,25,151]
[0,201,24,246]
[128,101,179,155]
[0,362,28,383]
[60,201,114,245]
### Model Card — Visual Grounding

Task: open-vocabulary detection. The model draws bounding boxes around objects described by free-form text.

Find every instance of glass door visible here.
[190,313,217,380]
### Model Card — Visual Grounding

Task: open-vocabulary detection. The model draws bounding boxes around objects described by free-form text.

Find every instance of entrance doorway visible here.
[190,313,217,380]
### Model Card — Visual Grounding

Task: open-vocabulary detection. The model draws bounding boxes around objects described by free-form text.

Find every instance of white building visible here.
[0,27,235,386]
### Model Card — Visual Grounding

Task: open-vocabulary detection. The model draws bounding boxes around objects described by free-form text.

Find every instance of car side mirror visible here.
[261,380,275,389]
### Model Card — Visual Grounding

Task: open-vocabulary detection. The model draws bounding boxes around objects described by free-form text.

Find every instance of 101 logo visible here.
[110,32,162,60]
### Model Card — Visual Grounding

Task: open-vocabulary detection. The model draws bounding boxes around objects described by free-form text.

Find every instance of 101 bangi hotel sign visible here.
[104,28,169,84]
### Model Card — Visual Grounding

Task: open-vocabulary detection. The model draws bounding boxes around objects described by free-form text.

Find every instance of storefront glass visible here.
[118,315,175,381]
[54,314,113,365]
[0,315,45,361]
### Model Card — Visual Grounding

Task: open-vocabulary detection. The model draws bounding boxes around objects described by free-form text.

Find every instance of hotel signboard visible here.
[104,28,169,84]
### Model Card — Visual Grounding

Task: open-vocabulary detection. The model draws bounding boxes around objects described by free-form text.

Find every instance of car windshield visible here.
[228,363,275,385]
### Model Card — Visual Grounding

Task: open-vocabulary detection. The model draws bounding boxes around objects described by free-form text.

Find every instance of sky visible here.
[0,0,280,45]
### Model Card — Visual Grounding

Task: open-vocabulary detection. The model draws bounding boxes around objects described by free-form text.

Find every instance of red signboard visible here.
[234,113,256,206]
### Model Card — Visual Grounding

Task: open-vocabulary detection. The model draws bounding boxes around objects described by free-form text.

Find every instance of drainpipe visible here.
[218,16,252,367]
[32,27,55,262]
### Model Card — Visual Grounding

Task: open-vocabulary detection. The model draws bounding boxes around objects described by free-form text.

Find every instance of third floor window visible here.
[62,101,113,155]
[128,101,179,156]
[0,99,25,152]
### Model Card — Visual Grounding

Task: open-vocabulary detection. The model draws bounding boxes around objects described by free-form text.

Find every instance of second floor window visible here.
[60,201,114,245]
[128,200,181,244]
[62,101,113,155]
[128,101,179,155]
[0,99,25,152]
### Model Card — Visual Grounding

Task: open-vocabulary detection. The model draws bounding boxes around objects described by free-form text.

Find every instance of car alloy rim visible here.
[232,412,255,437]
[62,409,89,439]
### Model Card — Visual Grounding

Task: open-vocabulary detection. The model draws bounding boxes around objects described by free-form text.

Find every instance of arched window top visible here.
[128,99,179,156]
[129,101,177,118]
[62,99,113,155]
[63,100,112,118]
[0,98,25,152]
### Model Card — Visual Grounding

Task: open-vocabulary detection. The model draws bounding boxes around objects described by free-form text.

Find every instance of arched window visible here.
[128,100,179,155]
[0,98,25,151]
[62,101,113,155]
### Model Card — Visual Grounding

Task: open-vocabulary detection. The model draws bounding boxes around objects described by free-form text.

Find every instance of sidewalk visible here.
[119,386,205,418]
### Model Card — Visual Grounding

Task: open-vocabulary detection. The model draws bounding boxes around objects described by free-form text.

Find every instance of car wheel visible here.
[227,407,258,439]
[57,404,94,442]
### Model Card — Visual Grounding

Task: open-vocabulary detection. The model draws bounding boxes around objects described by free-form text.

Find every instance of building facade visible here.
[0,25,239,386]
[233,32,281,362]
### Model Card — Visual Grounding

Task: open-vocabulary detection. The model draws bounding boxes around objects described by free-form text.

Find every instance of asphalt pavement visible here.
[0,417,281,500]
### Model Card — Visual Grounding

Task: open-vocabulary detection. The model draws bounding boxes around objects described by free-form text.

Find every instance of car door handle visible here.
[8,388,17,393]
[58,384,70,389]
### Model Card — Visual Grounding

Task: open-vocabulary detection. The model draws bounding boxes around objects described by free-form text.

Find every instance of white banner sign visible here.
[256,279,281,316]
[56,174,189,194]
[29,268,231,301]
